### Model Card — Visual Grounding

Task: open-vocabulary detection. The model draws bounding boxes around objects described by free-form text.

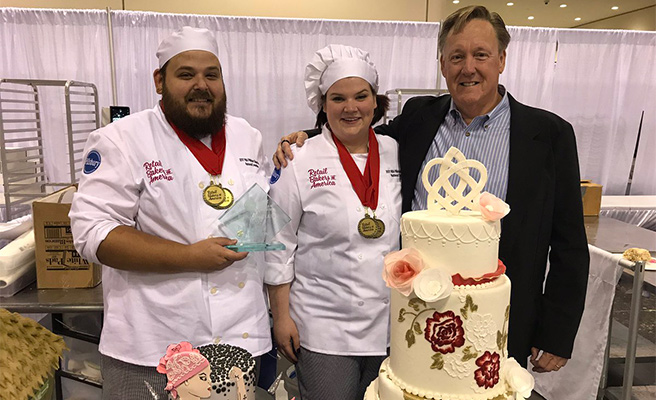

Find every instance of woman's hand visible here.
[273,315,301,363]
[273,131,309,168]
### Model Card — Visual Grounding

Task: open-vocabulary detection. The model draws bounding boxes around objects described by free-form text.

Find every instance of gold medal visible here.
[358,213,379,239]
[373,216,385,238]
[358,209,385,239]
[203,180,226,208]
[217,186,234,210]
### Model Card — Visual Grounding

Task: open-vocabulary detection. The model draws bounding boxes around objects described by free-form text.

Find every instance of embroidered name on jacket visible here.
[239,158,260,168]
[386,168,401,178]
[308,168,336,189]
[143,160,174,184]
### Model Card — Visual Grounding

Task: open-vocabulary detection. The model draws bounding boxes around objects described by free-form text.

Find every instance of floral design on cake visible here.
[467,313,498,352]
[424,310,465,354]
[397,297,434,348]
[474,351,501,389]
[460,294,478,319]
[497,305,511,358]
[397,283,510,391]
[443,356,471,379]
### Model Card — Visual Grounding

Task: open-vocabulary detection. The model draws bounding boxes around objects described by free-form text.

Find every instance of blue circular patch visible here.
[269,167,281,184]
[83,150,102,174]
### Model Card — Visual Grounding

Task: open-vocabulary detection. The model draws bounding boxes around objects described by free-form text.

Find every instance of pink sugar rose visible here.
[478,192,510,221]
[383,248,424,296]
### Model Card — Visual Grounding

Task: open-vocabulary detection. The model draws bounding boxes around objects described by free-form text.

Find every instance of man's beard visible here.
[162,86,227,140]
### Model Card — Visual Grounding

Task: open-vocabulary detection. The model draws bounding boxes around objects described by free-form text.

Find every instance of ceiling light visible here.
[611,6,619,10]
[575,17,581,21]
[528,16,535,20]
[453,0,460,4]
[507,2,514,5]
[560,4,567,7]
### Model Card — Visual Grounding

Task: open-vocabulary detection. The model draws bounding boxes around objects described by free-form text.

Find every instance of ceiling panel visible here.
[428,0,655,28]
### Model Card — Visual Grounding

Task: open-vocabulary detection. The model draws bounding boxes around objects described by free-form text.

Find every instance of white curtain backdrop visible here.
[0,8,112,185]
[501,27,559,112]
[110,11,440,159]
[551,29,656,195]
[0,8,654,193]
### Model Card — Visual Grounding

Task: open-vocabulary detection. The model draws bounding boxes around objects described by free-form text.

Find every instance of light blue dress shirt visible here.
[412,86,511,211]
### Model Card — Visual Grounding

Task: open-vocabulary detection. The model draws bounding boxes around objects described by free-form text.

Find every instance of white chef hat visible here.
[156,26,219,69]
[305,44,379,114]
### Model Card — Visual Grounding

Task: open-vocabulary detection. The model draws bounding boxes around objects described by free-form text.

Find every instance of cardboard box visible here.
[32,186,101,289]
[580,180,603,217]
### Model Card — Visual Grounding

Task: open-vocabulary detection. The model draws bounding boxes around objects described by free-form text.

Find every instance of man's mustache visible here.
[186,91,214,101]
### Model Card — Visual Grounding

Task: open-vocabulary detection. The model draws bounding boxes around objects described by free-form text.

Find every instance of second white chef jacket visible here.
[266,126,402,356]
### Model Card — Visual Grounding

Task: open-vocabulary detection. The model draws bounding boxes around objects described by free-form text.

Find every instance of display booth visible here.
[0,7,654,195]
[0,7,654,400]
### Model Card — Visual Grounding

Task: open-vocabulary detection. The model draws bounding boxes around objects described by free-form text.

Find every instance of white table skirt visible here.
[532,245,623,400]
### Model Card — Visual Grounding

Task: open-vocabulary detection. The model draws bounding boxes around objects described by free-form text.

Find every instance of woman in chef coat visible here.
[265,44,401,400]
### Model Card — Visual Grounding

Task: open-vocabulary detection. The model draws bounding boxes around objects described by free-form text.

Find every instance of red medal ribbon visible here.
[162,101,226,175]
[332,127,380,210]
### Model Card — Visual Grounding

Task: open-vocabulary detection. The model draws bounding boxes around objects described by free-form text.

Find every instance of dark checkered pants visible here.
[295,347,386,400]
[101,354,168,400]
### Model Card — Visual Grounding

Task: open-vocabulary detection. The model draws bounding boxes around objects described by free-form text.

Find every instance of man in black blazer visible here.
[382,5,588,373]
[275,5,589,373]
[383,5,589,373]
[377,93,589,372]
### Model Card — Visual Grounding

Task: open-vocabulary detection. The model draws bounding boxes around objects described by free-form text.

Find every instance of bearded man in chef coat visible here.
[70,27,281,399]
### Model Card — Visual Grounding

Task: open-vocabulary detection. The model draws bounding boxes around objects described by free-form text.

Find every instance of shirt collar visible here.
[447,85,509,127]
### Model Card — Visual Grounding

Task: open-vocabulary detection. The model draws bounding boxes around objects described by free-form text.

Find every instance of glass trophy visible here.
[219,183,291,252]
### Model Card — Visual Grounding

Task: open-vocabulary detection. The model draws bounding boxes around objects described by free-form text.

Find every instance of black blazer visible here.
[376,93,590,363]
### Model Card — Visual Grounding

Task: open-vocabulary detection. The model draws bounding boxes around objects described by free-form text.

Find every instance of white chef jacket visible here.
[69,104,282,366]
[265,126,401,356]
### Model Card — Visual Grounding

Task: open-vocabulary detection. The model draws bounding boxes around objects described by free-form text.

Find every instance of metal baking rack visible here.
[0,79,99,221]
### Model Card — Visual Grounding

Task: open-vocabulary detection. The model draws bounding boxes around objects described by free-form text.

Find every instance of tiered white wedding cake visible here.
[366,147,534,400]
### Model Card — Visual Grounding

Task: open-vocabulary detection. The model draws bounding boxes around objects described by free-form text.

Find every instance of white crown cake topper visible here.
[421,147,488,215]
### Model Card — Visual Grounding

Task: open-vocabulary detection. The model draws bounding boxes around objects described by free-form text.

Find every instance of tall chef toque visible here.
[156,26,219,69]
[305,44,379,114]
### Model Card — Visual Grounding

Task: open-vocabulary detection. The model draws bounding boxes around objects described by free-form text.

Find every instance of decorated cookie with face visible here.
[157,342,212,400]
[197,344,256,400]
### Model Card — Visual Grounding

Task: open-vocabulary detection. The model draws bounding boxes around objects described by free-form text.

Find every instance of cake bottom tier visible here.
[365,359,516,400]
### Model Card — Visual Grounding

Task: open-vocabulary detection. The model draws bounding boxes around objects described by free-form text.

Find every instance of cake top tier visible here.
[422,146,487,216]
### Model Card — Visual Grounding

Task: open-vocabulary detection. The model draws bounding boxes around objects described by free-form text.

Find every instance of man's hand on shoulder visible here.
[272,131,309,169]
